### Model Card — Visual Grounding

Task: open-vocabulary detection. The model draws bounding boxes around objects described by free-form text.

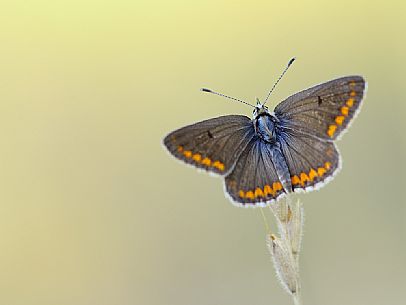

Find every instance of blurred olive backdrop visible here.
[1,1,405,305]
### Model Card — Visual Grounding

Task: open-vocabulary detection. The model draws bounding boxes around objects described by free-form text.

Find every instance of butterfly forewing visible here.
[225,140,285,206]
[275,76,365,140]
[164,115,255,175]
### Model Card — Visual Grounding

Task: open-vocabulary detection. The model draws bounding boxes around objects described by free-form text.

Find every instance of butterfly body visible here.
[164,76,366,207]
[254,108,277,143]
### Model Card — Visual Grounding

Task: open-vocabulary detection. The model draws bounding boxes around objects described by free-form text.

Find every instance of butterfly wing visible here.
[224,139,286,206]
[164,115,255,175]
[274,76,365,192]
[277,130,341,192]
[274,76,366,140]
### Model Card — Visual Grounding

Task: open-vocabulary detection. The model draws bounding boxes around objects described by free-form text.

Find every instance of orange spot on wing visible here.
[341,106,349,116]
[350,91,356,97]
[273,182,282,192]
[309,169,318,181]
[192,154,201,162]
[255,188,264,198]
[300,173,310,186]
[346,98,354,107]
[179,149,224,171]
[239,190,245,198]
[264,184,274,196]
[327,125,337,138]
[213,161,225,171]
[325,162,331,170]
[291,175,300,185]
[317,167,326,177]
[245,191,254,200]
[335,115,345,125]
[202,157,211,166]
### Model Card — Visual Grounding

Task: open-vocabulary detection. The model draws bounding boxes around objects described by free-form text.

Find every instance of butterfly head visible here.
[253,98,269,118]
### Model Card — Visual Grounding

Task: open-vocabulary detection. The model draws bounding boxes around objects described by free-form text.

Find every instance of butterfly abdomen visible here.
[269,145,293,193]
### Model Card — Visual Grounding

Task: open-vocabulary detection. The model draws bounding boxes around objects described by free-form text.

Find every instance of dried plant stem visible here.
[293,293,302,305]
[266,197,304,305]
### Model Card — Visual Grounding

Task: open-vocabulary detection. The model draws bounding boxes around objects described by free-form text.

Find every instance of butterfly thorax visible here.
[253,105,278,143]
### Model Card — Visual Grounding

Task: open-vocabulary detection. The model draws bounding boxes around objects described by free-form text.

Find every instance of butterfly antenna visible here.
[263,57,296,106]
[201,88,255,108]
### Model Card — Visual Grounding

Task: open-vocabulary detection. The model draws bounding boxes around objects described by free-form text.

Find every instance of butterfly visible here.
[163,60,366,207]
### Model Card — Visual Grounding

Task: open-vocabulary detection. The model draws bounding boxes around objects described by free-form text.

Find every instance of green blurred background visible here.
[1,1,405,304]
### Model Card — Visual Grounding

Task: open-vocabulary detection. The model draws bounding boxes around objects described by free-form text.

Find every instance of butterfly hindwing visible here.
[275,76,366,140]
[278,129,341,192]
[224,139,285,206]
[164,115,255,175]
